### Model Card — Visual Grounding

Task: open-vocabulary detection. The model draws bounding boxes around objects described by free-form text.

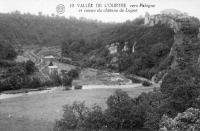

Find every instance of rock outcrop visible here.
[145,10,200,83]
[107,42,119,54]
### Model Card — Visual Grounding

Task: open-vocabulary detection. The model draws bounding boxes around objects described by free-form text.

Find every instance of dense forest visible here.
[82,23,174,79]
[0,11,115,47]
[0,11,175,80]
[0,11,116,92]
[0,11,199,83]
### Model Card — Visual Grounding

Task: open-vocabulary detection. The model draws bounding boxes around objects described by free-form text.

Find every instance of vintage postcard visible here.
[0,0,200,131]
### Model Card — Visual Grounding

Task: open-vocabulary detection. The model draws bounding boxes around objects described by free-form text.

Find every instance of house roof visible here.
[44,55,55,59]
[48,66,58,68]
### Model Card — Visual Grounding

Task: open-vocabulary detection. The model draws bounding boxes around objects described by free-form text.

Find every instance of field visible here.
[0,86,154,131]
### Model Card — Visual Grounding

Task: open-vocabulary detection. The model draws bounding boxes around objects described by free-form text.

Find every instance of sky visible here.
[0,0,200,23]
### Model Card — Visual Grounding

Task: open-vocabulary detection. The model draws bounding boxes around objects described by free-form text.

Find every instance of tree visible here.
[25,60,36,75]
[159,108,200,131]
[50,71,62,86]
[160,68,200,116]
[105,89,138,129]
[67,68,79,79]
[62,73,73,88]
[0,42,17,60]
[54,101,89,131]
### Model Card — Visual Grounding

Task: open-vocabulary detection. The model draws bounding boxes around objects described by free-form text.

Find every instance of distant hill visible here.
[161,9,183,16]
[79,11,200,81]
[0,12,115,47]
[0,11,200,81]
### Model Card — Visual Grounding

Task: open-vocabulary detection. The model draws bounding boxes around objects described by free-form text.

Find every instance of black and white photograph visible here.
[0,0,200,131]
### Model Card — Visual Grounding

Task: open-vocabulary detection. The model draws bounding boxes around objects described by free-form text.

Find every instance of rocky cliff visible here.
[148,11,200,83]
[102,10,200,82]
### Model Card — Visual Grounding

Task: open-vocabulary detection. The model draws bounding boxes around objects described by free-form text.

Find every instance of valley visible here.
[0,45,155,131]
[0,8,199,131]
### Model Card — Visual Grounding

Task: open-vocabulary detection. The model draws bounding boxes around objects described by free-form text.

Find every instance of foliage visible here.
[54,101,89,131]
[0,12,175,80]
[0,60,39,92]
[0,41,17,60]
[160,67,200,116]
[24,60,36,75]
[25,77,42,89]
[142,81,152,87]
[159,108,200,131]
[54,89,164,130]
[67,68,79,79]
[61,72,73,89]
[85,24,174,78]
[74,85,82,90]
[49,71,62,86]
[83,105,105,129]
[105,89,136,129]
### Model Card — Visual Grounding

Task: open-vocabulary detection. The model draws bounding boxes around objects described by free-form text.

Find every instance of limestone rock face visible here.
[122,42,129,52]
[107,41,133,54]
[107,42,119,54]
[144,10,192,34]
[132,41,137,53]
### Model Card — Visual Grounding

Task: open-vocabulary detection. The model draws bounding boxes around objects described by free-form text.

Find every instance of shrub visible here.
[24,60,36,75]
[74,85,82,90]
[159,108,200,131]
[83,105,105,129]
[28,77,42,89]
[54,89,164,130]
[54,101,89,131]
[0,59,16,67]
[22,77,42,89]
[105,89,141,129]
[62,74,73,88]
[41,80,54,87]
[50,71,62,86]
[142,81,152,86]
[0,42,17,60]
[7,75,23,90]
[67,68,79,79]
[126,76,142,83]
[160,68,200,115]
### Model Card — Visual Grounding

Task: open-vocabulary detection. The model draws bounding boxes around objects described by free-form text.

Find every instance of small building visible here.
[44,55,56,62]
[48,65,58,74]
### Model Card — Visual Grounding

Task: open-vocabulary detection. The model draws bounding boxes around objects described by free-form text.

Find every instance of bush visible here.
[142,81,152,86]
[62,74,73,89]
[50,72,62,86]
[74,85,82,90]
[160,68,200,115]
[67,68,79,79]
[22,77,42,89]
[83,105,105,129]
[54,89,164,130]
[0,42,17,60]
[54,101,89,131]
[24,60,36,75]
[28,77,42,89]
[159,108,200,131]
[105,89,146,129]
[126,75,142,83]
